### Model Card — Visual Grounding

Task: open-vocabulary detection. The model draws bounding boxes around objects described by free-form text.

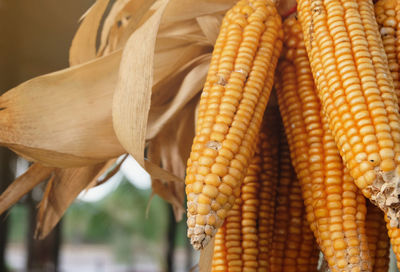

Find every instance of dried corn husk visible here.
[35,163,109,239]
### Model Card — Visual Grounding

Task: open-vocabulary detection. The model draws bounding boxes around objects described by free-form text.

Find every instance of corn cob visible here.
[240,142,261,272]
[365,201,390,272]
[276,17,370,271]
[185,0,283,249]
[270,132,319,272]
[256,109,280,271]
[375,0,400,102]
[211,109,280,271]
[296,0,400,227]
[374,2,400,268]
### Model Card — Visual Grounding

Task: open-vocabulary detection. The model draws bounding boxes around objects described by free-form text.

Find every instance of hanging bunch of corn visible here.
[5,0,400,270]
[185,0,283,249]
[275,17,370,271]
[296,0,400,228]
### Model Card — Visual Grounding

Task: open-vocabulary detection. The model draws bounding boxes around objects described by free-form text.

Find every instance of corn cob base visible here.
[368,170,400,228]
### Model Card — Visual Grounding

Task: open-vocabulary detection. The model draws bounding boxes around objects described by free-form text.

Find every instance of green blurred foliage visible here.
[7,178,188,267]
[8,203,28,243]
[64,179,169,244]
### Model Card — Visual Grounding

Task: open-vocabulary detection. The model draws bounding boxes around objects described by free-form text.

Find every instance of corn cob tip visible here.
[189,231,213,251]
[187,215,218,250]
[368,169,400,228]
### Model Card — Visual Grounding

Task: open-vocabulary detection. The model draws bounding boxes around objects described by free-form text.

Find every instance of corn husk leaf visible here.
[69,0,110,65]
[148,54,210,138]
[0,51,125,167]
[35,162,108,239]
[0,163,54,214]
[112,0,170,167]
[144,160,182,184]
[98,0,158,56]
[91,156,126,187]
[162,0,233,23]
[32,0,131,239]
[196,14,224,45]
[98,0,132,55]
[146,131,184,217]
[148,96,197,220]
[150,178,185,217]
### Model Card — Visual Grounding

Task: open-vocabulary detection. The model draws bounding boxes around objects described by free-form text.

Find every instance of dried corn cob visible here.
[375,0,400,102]
[375,2,400,268]
[365,201,390,272]
[185,0,283,249]
[270,132,319,272]
[241,144,261,272]
[297,0,400,226]
[256,109,280,271]
[211,109,280,271]
[276,17,370,271]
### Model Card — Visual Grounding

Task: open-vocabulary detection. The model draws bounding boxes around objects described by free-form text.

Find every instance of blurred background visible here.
[0,1,195,271]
